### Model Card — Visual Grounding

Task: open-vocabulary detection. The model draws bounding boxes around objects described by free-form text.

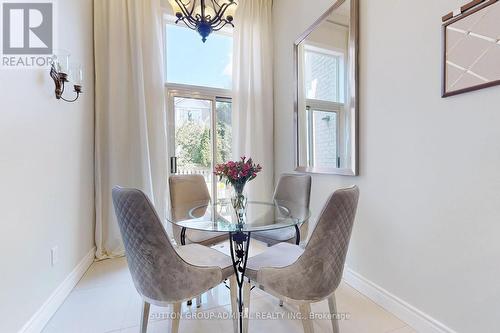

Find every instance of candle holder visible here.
[50,53,83,103]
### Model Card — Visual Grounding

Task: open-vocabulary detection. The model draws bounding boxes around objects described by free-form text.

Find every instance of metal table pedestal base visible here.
[229,231,251,333]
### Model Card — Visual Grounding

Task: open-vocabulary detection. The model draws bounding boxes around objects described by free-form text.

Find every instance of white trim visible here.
[166,82,232,99]
[18,247,96,333]
[304,42,345,58]
[306,98,344,112]
[343,267,458,333]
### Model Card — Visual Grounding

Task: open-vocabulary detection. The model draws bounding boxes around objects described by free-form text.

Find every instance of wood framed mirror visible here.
[294,0,359,176]
[442,0,500,97]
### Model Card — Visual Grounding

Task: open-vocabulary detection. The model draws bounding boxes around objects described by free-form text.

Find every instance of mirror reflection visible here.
[296,0,357,175]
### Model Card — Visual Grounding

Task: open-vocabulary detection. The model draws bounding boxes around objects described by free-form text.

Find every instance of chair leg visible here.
[328,294,340,333]
[230,276,238,333]
[171,302,181,333]
[299,303,314,333]
[243,280,251,333]
[196,294,202,308]
[140,301,150,333]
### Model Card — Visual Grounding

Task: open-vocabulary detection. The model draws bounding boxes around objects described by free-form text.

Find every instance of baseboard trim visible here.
[18,247,96,333]
[343,267,457,333]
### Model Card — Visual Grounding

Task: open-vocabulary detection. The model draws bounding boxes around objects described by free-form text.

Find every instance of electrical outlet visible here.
[51,246,59,266]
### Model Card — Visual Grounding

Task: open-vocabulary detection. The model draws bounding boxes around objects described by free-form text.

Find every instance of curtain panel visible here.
[94,0,168,259]
[232,0,275,202]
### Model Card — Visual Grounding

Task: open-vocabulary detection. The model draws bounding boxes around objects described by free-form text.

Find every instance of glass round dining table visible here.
[166,200,310,333]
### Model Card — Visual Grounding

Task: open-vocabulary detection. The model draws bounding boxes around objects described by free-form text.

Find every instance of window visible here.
[304,45,345,103]
[166,24,232,89]
[165,18,233,202]
[307,108,339,168]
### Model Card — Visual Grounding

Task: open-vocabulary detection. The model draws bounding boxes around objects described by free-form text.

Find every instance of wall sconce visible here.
[50,53,83,103]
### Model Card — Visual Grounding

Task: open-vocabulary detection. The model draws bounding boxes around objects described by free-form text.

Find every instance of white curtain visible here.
[94,0,168,259]
[232,0,274,202]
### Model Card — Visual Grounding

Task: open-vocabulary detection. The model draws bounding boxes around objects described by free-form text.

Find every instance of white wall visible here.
[0,0,95,332]
[273,1,500,332]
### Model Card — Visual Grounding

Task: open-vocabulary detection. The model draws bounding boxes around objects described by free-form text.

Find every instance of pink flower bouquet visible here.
[214,156,262,190]
[214,157,262,222]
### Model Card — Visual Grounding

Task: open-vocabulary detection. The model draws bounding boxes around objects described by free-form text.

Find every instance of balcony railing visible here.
[176,167,230,203]
[177,167,211,182]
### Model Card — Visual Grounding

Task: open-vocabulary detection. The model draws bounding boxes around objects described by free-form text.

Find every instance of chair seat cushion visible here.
[246,242,304,281]
[253,226,297,242]
[186,230,227,243]
[176,243,234,280]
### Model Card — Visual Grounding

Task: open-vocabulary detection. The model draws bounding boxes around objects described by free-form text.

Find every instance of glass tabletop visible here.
[166,200,310,233]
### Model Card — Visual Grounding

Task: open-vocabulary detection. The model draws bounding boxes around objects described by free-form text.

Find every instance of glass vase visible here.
[231,182,248,224]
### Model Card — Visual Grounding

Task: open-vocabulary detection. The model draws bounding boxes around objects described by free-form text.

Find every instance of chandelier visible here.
[168,0,237,42]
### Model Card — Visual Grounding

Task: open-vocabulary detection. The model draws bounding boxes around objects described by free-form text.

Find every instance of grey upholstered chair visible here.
[243,186,359,333]
[169,174,228,246]
[112,187,237,333]
[253,173,312,246]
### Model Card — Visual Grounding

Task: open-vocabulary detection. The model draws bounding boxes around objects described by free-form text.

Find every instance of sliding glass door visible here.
[168,90,232,203]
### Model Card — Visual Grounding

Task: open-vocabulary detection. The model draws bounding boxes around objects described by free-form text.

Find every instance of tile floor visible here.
[42,240,415,333]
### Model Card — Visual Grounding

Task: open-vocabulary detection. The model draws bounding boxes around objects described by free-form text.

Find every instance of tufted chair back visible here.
[112,187,221,305]
[168,175,211,245]
[273,173,312,221]
[258,186,359,302]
